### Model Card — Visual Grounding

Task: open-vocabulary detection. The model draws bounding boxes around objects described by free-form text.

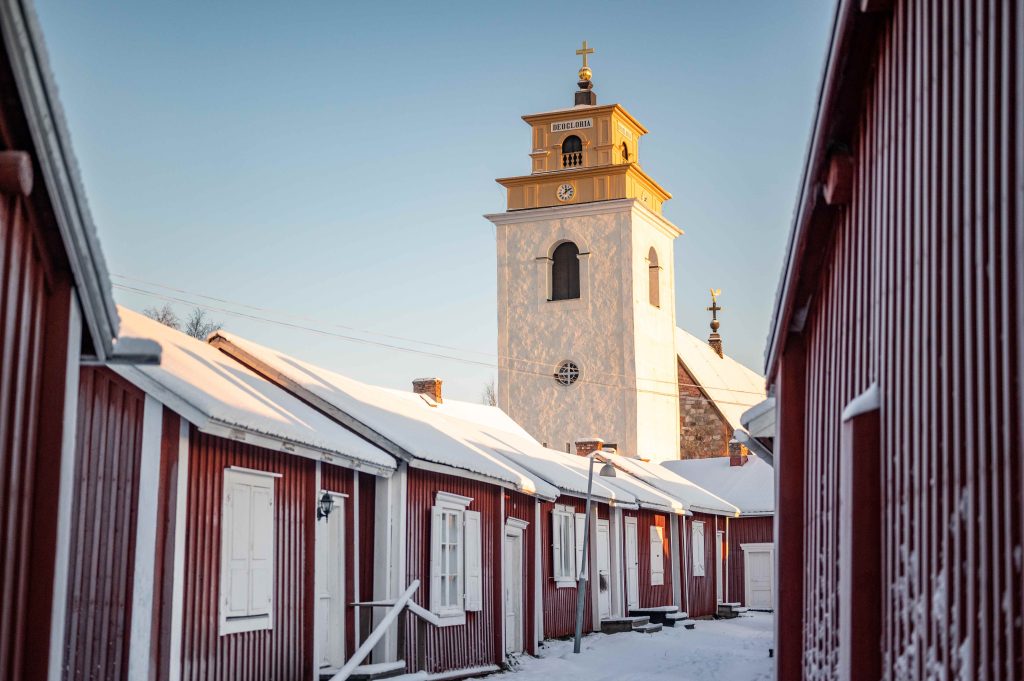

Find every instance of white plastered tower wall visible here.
[486,198,681,459]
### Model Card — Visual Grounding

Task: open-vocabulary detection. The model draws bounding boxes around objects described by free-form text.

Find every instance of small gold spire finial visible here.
[576,40,595,81]
[707,288,724,357]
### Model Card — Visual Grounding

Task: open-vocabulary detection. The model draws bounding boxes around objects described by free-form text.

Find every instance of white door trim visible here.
[715,530,724,603]
[741,543,775,610]
[503,521,525,655]
[623,516,639,611]
[315,490,347,671]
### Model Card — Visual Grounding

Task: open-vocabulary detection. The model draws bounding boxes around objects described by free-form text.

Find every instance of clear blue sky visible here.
[36,0,833,402]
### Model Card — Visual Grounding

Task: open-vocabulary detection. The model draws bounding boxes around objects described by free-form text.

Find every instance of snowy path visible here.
[473,613,775,681]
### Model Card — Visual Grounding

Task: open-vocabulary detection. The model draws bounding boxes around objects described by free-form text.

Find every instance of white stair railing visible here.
[329,580,420,681]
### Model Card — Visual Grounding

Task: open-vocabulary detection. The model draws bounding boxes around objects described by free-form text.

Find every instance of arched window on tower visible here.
[551,242,581,301]
[648,247,660,308]
[561,135,583,168]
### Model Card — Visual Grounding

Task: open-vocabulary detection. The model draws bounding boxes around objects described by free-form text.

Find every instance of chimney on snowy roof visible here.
[729,439,749,467]
[707,288,724,358]
[412,377,443,404]
[575,437,604,457]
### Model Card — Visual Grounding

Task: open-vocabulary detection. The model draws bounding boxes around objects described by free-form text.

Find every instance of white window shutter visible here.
[248,484,274,615]
[223,480,251,618]
[464,510,482,611]
[429,505,443,613]
[551,510,563,579]
[692,522,706,577]
[574,513,586,579]
[649,525,665,586]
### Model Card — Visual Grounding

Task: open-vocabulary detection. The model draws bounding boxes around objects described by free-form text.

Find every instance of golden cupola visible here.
[495,41,672,214]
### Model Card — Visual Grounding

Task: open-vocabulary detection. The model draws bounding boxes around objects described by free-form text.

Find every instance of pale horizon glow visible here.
[35,0,834,402]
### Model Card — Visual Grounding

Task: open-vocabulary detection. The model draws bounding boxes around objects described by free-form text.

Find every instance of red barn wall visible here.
[503,490,536,655]
[623,510,674,608]
[682,513,719,617]
[538,496,595,639]
[180,429,316,681]
[62,367,145,681]
[356,472,376,648]
[773,3,1023,679]
[724,516,773,607]
[404,469,501,673]
[0,183,76,681]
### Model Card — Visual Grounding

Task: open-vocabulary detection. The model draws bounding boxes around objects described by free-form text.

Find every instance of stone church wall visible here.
[678,360,731,459]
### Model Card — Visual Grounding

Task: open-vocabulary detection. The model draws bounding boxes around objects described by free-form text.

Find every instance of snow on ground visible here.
[473,613,775,681]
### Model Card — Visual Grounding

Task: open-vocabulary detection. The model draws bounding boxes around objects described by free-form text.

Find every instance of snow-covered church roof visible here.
[208,331,559,500]
[675,327,767,432]
[662,454,774,516]
[112,308,395,474]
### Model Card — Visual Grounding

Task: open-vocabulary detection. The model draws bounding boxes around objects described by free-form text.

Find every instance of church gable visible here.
[677,359,732,459]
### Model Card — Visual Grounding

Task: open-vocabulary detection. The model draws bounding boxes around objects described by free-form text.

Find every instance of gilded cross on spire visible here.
[576,40,595,70]
[707,288,724,357]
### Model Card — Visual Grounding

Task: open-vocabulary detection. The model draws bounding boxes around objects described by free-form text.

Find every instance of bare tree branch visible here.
[481,378,497,407]
[142,303,180,330]
[182,307,223,341]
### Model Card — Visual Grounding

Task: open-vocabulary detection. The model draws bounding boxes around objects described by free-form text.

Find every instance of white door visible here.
[715,531,724,603]
[596,520,611,619]
[504,530,523,654]
[744,546,774,609]
[316,494,346,670]
[624,516,639,610]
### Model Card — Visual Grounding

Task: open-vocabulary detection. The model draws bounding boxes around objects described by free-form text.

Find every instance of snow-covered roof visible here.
[208,332,559,499]
[385,390,680,511]
[675,327,767,432]
[741,398,776,439]
[604,454,739,517]
[661,455,774,516]
[111,308,395,474]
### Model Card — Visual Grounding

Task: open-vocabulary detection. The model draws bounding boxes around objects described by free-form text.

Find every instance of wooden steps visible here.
[325,660,407,681]
[627,605,679,626]
[634,622,663,634]
[663,611,689,627]
[600,615,650,634]
[716,602,746,619]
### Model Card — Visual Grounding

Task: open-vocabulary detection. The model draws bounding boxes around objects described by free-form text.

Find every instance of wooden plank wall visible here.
[62,368,145,681]
[788,2,1023,678]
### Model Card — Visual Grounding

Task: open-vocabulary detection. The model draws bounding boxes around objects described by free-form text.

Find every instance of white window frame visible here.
[691,520,706,577]
[551,504,578,587]
[219,467,279,636]
[649,523,665,586]
[429,491,480,626]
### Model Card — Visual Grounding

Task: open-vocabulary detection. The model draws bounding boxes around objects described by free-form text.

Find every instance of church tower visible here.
[485,43,682,461]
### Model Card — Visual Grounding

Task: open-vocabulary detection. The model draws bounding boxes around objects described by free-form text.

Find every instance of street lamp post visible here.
[573,451,617,654]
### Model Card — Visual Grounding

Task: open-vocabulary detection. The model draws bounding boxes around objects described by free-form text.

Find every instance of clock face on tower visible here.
[556,183,575,202]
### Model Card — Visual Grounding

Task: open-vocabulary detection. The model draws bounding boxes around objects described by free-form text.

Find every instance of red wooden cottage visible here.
[765,2,1022,680]
[91,308,396,681]
[665,448,774,611]
[606,455,740,619]
[0,6,160,680]
[207,332,560,679]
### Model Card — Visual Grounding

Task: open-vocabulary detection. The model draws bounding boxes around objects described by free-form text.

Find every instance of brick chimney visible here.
[729,439,748,467]
[412,377,443,404]
[575,437,604,457]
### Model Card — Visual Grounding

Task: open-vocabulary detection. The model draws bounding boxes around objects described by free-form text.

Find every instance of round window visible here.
[555,361,580,386]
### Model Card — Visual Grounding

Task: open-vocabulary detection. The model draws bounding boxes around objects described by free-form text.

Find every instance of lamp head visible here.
[599,462,617,478]
[316,491,335,521]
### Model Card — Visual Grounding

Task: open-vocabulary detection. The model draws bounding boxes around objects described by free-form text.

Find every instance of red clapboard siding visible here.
[539,496,596,639]
[319,463,357,659]
[356,472,375,648]
[404,469,501,673]
[0,190,57,681]
[629,510,674,608]
[683,513,718,618]
[504,491,536,655]
[180,429,316,681]
[62,367,145,681]
[769,2,1024,679]
[725,516,772,607]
